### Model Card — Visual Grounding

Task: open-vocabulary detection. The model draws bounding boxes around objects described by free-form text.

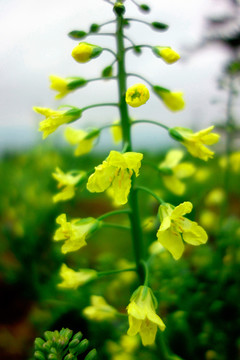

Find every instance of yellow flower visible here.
[83,295,117,321]
[49,75,87,99]
[72,42,103,63]
[157,201,208,260]
[87,150,143,205]
[230,152,240,172]
[64,127,100,156]
[152,46,180,64]
[33,107,82,139]
[52,167,86,202]
[125,84,150,107]
[127,286,165,346]
[153,86,184,111]
[111,120,122,143]
[199,210,218,231]
[205,188,225,206]
[169,126,220,161]
[58,264,97,289]
[53,214,100,254]
[158,149,195,195]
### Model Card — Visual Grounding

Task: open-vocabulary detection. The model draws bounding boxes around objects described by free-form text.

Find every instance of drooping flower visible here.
[169,126,220,161]
[158,149,195,195]
[52,167,87,202]
[49,75,87,99]
[153,86,184,111]
[53,214,100,254]
[127,285,166,346]
[83,295,117,321]
[152,46,180,64]
[125,84,150,107]
[64,127,100,156]
[87,150,143,205]
[72,42,103,63]
[58,264,97,289]
[33,107,82,139]
[157,201,208,260]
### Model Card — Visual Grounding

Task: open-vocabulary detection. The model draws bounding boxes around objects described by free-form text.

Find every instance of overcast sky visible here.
[0,0,233,153]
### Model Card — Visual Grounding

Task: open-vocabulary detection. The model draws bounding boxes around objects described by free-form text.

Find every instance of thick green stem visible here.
[115,11,144,283]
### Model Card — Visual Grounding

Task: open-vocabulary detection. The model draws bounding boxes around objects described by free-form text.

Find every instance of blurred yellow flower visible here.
[83,295,117,321]
[52,167,86,202]
[49,75,87,99]
[126,84,150,107]
[127,285,165,346]
[58,264,97,289]
[199,210,218,231]
[72,42,103,63]
[106,335,139,360]
[111,120,122,143]
[65,127,100,156]
[220,151,240,173]
[87,150,143,205]
[152,46,180,64]
[33,107,82,139]
[205,188,225,206]
[169,126,220,161]
[158,149,195,195]
[53,214,100,254]
[157,202,208,260]
[153,86,184,111]
[194,167,210,183]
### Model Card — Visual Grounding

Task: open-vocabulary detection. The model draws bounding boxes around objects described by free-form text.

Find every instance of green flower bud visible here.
[67,78,87,90]
[140,4,150,12]
[64,354,77,360]
[90,24,100,33]
[72,332,83,341]
[71,339,89,355]
[113,2,126,16]
[151,22,169,31]
[69,339,80,349]
[101,65,113,78]
[169,128,185,142]
[85,349,98,360]
[34,338,45,351]
[34,351,46,360]
[48,354,58,360]
[44,331,54,341]
[59,329,73,342]
[68,31,87,39]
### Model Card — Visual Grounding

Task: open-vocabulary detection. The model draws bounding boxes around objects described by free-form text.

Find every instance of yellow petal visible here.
[160,149,184,169]
[174,162,195,179]
[157,228,184,260]
[110,170,132,205]
[162,175,185,195]
[171,201,192,219]
[87,163,115,192]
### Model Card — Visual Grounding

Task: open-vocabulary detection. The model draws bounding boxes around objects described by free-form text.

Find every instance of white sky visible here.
[0,0,232,152]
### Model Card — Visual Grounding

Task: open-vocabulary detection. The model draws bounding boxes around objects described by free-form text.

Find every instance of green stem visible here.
[103,48,118,58]
[98,267,136,277]
[102,222,131,231]
[98,209,131,221]
[115,10,144,283]
[88,76,117,83]
[127,72,153,87]
[82,102,119,112]
[140,260,149,287]
[133,119,169,131]
[125,18,151,27]
[99,19,116,28]
[125,44,152,53]
[135,185,165,204]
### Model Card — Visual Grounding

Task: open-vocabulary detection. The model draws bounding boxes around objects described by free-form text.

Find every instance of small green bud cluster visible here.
[33,328,97,360]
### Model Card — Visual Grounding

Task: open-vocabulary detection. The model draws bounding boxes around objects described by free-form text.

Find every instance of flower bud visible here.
[68,30,87,39]
[90,23,100,33]
[152,46,180,64]
[113,2,126,16]
[85,349,97,360]
[102,65,113,78]
[151,22,169,31]
[72,42,102,63]
[126,83,150,107]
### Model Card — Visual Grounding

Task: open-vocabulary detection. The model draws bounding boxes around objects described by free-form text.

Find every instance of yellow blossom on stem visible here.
[49,75,87,99]
[52,167,87,202]
[58,264,97,289]
[125,83,150,107]
[157,201,208,260]
[169,126,220,161]
[127,285,166,346]
[64,127,100,156]
[33,107,82,139]
[83,295,117,321]
[72,42,103,63]
[87,150,143,205]
[158,149,195,195]
[153,86,185,111]
[152,46,180,64]
[53,213,100,254]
